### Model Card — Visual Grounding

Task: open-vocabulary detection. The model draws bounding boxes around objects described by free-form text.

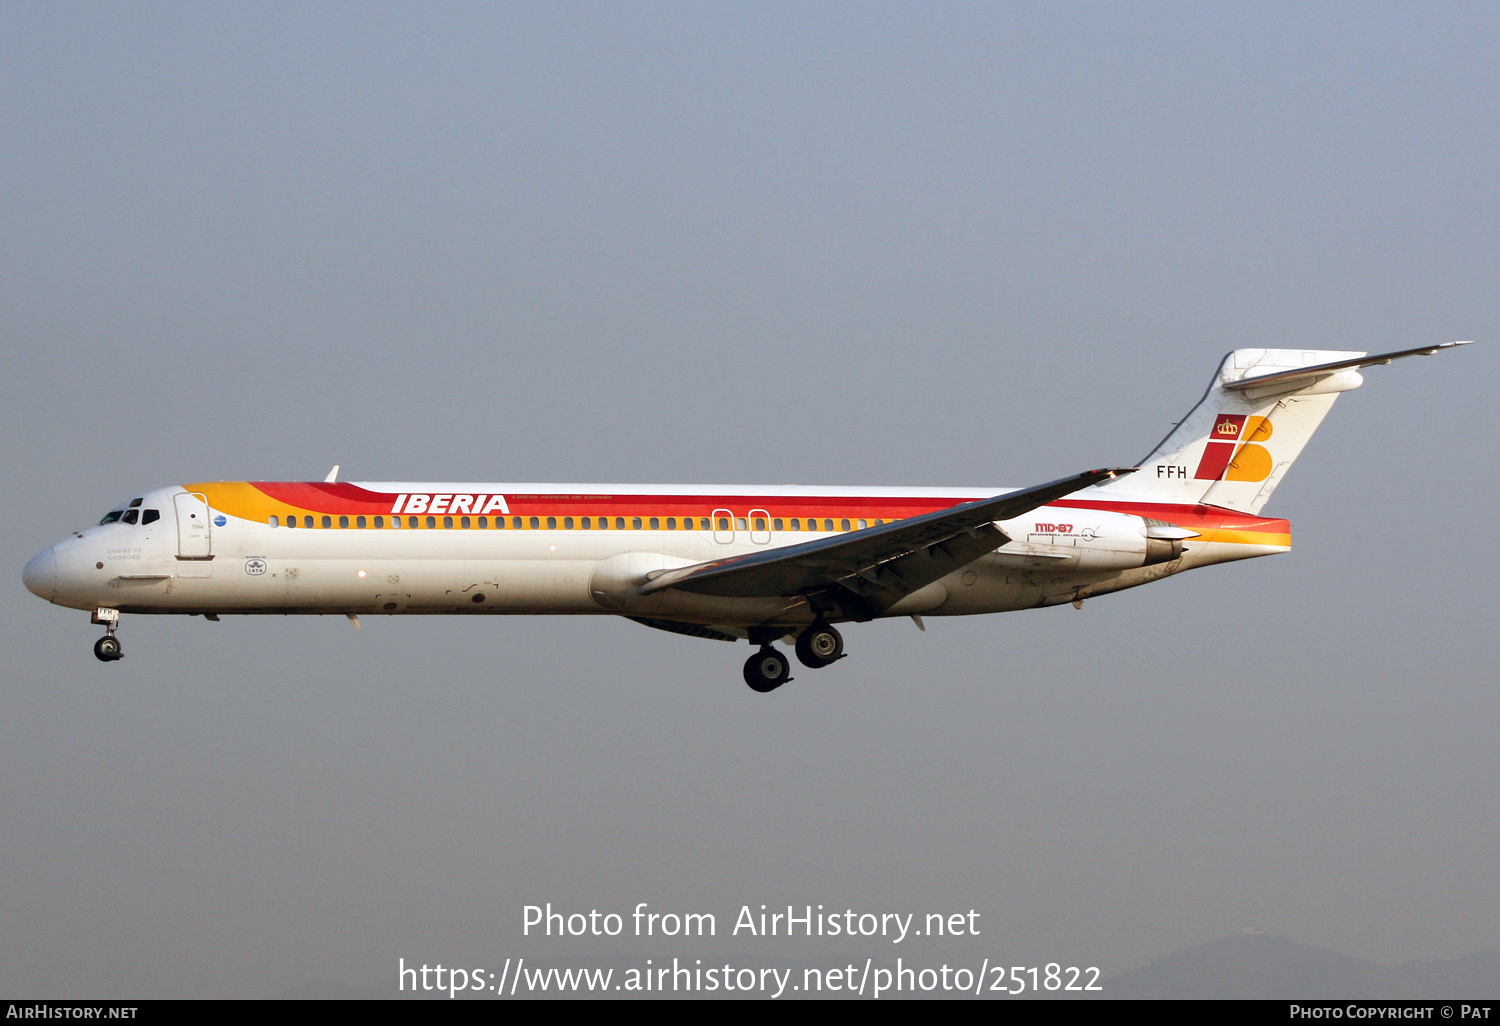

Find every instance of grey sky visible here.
[2,2,1495,997]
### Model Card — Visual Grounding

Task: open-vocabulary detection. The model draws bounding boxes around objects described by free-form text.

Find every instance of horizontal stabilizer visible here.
[1223,341,1472,394]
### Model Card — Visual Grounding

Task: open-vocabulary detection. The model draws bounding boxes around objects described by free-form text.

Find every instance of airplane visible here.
[23,343,1468,692]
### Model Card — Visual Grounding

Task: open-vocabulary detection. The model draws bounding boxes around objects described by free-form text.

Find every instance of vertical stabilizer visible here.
[1101,349,1368,514]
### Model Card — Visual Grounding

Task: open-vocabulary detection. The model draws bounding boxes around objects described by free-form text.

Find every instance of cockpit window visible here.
[141,509,160,525]
[99,510,124,525]
[122,509,139,525]
[128,498,143,508]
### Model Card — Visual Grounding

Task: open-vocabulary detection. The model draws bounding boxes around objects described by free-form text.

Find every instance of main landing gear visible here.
[92,607,122,662]
[742,622,846,693]
[794,621,844,669]
[743,647,792,693]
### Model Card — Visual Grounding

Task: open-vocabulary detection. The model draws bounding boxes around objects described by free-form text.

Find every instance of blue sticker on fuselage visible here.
[213,514,227,527]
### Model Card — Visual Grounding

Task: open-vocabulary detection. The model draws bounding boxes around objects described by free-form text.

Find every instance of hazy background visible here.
[2,1,1495,998]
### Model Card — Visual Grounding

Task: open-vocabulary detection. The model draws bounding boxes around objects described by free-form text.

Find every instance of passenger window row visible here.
[266,514,888,531]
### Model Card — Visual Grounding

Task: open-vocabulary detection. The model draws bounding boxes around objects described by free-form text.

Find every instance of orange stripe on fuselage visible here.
[1050,498,1291,548]
[184,482,330,524]
[186,483,1290,547]
[186,482,965,525]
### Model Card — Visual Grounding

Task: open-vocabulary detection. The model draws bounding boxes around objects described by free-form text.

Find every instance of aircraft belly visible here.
[923,564,1115,614]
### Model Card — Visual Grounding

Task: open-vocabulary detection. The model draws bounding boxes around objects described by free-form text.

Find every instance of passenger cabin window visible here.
[632,517,642,530]
[374,516,384,528]
[122,509,139,525]
[666,517,675,530]
[426,516,437,529]
[357,516,367,528]
[546,516,557,529]
[840,519,850,531]
[790,518,800,530]
[753,517,766,531]
[321,516,332,529]
[736,518,747,531]
[443,516,454,528]
[564,517,574,529]
[857,519,867,530]
[339,515,349,529]
[615,517,625,530]
[270,515,280,527]
[582,517,591,529]
[477,516,487,529]
[304,516,315,529]
[773,518,783,531]
[649,517,659,530]
[408,516,419,528]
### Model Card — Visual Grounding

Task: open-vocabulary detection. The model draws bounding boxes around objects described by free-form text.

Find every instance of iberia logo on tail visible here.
[1194,414,1274,481]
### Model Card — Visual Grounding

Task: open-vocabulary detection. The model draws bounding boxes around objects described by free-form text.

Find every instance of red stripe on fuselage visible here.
[1050,498,1289,536]
[253,481,397,514]
[239,483,1288,536]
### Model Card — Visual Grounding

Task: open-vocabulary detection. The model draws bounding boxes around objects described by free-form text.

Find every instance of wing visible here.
[638,467,1134,620]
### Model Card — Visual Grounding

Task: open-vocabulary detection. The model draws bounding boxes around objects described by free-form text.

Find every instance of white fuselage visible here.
[24,481,1289,632]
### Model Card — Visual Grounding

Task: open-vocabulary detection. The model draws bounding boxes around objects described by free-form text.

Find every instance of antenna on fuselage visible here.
[325,465,340,483]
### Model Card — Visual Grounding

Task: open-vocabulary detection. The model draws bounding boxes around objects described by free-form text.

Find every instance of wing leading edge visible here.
[638,467,1134,620]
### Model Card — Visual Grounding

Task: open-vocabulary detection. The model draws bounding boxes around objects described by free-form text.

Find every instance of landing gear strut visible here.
[743,646,792,693]
[794,622,844,669]
[92,607,122,662]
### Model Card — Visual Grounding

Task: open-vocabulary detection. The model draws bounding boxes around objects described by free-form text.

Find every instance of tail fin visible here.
[1102,343,1470,514]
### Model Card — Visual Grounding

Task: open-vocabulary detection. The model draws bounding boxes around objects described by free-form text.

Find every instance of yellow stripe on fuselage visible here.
[1198,527,1292,548]
[184,482,326,523]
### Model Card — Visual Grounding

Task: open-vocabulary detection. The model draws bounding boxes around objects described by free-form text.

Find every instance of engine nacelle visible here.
[992,511,1194,572]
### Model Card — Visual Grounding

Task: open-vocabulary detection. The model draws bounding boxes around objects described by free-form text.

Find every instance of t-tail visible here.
[1100,342,1471,514]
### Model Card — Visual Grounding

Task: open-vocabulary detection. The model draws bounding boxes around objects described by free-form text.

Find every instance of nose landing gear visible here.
[91,607,123,662]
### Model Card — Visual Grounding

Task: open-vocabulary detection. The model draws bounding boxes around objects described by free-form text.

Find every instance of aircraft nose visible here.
[23,547,57,602]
